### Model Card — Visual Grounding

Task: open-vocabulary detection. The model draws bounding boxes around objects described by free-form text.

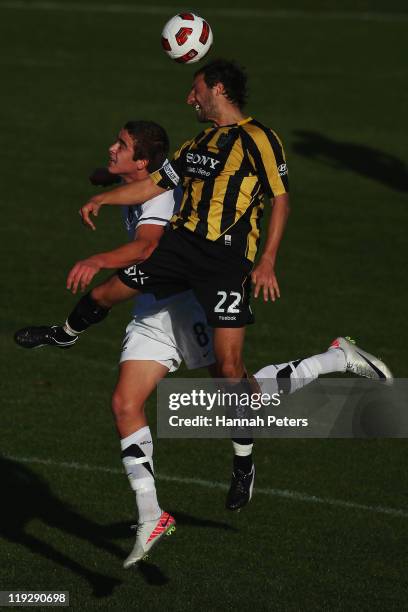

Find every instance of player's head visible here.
[108,120,169,181]
[187,59,248,122]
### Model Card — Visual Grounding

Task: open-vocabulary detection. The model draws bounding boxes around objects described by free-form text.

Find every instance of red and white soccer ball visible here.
[161,13,213,64]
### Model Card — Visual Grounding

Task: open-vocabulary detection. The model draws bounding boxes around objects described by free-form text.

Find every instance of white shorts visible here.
[119,292,215,372]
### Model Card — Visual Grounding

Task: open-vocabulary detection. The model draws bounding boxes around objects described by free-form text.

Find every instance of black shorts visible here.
[117,228,254,328]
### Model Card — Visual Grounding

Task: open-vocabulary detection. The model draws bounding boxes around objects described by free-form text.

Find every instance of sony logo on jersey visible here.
[186,152,220,170]
[278,163,288,176]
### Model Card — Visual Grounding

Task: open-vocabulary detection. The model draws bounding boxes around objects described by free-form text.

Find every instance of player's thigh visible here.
[113,360,169,410]
[91,273,139,307]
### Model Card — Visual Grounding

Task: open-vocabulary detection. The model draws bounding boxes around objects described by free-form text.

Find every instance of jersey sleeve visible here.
[242,124,289,198]
[135,190,177,228]
[150,140,192,190]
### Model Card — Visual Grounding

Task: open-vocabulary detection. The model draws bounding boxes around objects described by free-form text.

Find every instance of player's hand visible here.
[79,198,103,230]
[66,256,103,294]
[251,255,280,302]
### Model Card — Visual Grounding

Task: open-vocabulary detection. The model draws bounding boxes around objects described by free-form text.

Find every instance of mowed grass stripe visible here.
[0,1,407,21]
[7,454,408,519]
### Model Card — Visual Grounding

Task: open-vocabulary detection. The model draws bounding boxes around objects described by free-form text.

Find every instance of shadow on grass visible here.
[1,457,239,591]
[108,511,238,539]
[0,456,122,598]
[292,130,408,192]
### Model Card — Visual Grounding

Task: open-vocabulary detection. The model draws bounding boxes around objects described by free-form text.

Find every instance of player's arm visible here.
[80,178,166,230]
[66,224,165,294]
[80,144,189,230]
[242,125,290,301]
[251,193,290,301]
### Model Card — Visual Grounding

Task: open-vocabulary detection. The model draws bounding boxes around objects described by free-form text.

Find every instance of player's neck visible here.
[121,171,149,184]
[212,107,246,127]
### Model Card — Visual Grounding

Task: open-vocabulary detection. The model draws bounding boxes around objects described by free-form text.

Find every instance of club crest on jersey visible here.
[216,132,233,149]
[123,265,150,285]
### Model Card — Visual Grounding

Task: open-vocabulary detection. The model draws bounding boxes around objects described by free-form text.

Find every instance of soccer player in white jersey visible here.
[15,121,392,567]
[15,120,218,567]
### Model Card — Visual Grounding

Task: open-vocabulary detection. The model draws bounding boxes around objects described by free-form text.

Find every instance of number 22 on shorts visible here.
[214,291,241,313]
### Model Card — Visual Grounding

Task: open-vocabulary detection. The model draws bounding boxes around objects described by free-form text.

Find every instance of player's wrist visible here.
[259,252,276,266]
[88,254,105,268]
[88,193,105,207]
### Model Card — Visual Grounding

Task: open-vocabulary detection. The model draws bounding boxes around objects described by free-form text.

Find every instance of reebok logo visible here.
[186,152,220,170]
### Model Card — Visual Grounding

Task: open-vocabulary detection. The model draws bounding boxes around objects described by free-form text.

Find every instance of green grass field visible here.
[1,0,408,609]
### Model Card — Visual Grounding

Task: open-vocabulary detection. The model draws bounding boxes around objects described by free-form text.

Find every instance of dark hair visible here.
[194,59,248,109]
[124,120,169,172]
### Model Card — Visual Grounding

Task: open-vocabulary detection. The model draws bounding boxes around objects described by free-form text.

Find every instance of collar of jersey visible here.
[211,116,252,129]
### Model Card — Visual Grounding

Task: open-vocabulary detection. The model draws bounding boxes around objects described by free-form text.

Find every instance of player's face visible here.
[187,73,217,123]
[108,129,138,176]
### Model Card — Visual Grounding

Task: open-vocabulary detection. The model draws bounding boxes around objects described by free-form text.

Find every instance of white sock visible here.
[254,348,346,394]
[232,441,253,456]
[121,426,161,523]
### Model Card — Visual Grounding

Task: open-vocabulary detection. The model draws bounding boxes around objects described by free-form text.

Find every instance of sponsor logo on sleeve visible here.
[163,163,180,186]
[278,163,288,176]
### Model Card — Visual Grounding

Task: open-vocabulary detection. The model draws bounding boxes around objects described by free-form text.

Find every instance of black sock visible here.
[233,453,253,473]
[66,293,111,333]
[232,437,254,473]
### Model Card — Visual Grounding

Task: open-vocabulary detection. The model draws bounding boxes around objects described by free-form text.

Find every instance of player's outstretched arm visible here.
[80,178,166,230]
[67,225,165,294]
[251,193,290,302]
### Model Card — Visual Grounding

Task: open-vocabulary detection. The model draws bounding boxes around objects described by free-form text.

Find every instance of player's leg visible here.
[115,311,184,566]
[253,336,393,392]
[112,359,166,523]
[211,326,256,510]
[190,246,257,510]
[14,273,139,349]
[112,359,175,568]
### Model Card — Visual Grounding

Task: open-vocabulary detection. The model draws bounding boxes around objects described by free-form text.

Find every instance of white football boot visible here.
[123,511,176,568]
[329,337,393,383]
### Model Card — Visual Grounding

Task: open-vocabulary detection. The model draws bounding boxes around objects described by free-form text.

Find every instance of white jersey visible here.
[122,190,177,238]
[123,183,182,317]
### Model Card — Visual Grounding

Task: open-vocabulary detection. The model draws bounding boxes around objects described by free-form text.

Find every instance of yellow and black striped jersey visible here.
[150,116,288,262]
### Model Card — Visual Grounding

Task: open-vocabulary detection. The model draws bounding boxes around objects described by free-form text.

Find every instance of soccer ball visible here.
[161,13,213,64]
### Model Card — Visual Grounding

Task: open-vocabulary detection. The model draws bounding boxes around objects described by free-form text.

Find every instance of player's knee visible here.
[111,391,143,423]
[91,284,113,308]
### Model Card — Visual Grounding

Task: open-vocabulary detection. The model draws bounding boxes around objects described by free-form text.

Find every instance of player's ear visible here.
[213,81,225,97]
[136,159,149,170]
